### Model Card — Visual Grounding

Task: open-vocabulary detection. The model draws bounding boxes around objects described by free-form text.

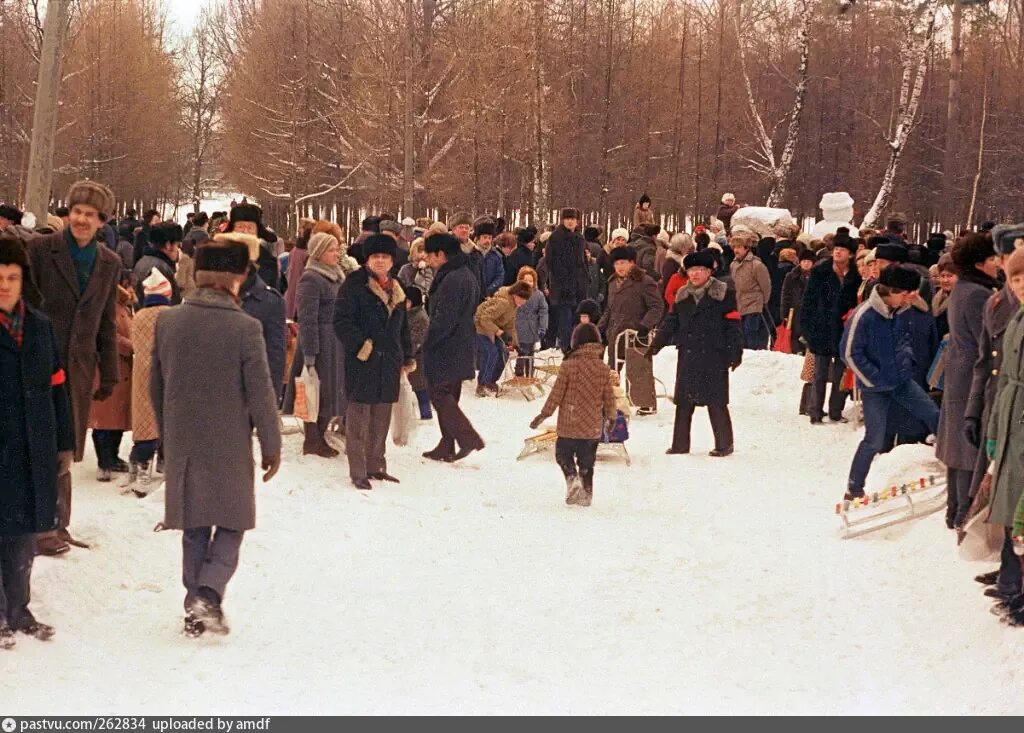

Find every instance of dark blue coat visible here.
[840,288,915,393]
[333,268,413,404]
[802,258,861,356]
[0,304,73,535]
[241,271,286,400]
[886,297,939,438]
[424,251,480,386]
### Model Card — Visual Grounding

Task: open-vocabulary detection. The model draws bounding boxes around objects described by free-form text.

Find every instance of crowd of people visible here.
[3,182,1024,642]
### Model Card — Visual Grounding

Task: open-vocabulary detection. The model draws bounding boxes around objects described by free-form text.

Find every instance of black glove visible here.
[963,416,981,449]
[262,454,281,482]
[498,332,513,346]
[529,415,544,430]
[636,327,650,341]
[730,354,742,371]
[93,383,114,402]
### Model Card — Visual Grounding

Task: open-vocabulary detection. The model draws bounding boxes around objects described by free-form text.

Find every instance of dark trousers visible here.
[799,383,813,416]
[182,527,244,610]
[92,430,124,469]
[810,353,848,421]
[130,439,159,464]
[414,389,432,419]
[550,303,576,354]
[946,467,974,529]
[741,313,769,350]
[428,380,483,454]
[515,343,536,377]
[0,534,35,628]
[345,402,393,480]
[475,334,506,386]
[998,527,1023,595]
[847,381,940,493]
[671,398,734,452]
[554,437,598,491]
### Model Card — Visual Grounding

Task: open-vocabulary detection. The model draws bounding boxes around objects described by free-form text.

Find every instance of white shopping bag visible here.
[391,377,419,447]
[295,366,320,423]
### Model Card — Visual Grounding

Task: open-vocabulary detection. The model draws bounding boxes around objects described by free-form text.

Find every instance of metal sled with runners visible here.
[612,329,669,411]
[835,474,947,539]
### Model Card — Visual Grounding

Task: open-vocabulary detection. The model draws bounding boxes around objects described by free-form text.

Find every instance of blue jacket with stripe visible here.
[839,288,916,393]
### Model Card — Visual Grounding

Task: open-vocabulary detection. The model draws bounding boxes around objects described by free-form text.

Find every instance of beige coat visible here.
[729,251,772,316]
[131,305,168,441]
[176,252,196,297]
[474,288,518,345]
[88,288,134,431]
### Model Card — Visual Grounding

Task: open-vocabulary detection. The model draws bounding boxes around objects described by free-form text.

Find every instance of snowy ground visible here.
[5,350,1021,714]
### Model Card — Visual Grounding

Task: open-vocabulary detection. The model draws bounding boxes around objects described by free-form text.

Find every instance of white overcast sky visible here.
[166,0,207,35]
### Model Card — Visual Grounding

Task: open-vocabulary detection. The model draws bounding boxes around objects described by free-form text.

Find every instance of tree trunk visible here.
[710,0,726,200]
[966,61,989,227]
[766,0,810,207]
[670,6,689,220]
[942,0,963,217]
[402,0,415,216]
[25,0,70,218]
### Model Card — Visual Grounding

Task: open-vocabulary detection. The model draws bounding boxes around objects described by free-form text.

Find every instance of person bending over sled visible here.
[648,249,742,457]
[841,265,940,501]
[529,323,617,507]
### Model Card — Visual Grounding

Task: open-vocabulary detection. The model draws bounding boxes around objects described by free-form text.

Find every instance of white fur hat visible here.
[610,227,630,242]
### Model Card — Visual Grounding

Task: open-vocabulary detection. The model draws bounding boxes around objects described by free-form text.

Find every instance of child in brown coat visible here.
[529,323,617,506]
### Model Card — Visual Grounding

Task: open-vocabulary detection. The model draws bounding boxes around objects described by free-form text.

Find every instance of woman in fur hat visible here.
[935,234,1001,532]
[295,232,349,458]
[632,194,655,230]
[650,250,743,456]
[89,280,135,482]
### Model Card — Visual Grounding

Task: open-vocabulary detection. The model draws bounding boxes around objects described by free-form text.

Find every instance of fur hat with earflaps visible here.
[449,211,473,228]
[878,264,921,293]
[609,246,636,263]
[195,242,250,274]
[560,208,580,221]
[424,233,461,256]
[66,180,115,220]
[363,233,398,260]
[227,203,262,231]
[951,233,996,276]
[214,231,261,261]
[142,267,173,301]
[683,250,716,271]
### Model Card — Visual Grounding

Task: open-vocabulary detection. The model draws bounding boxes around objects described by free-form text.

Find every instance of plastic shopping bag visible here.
[294,366,320,423]
[391,377,418,447]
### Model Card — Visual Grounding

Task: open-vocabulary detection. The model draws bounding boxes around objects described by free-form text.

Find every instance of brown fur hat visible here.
[66,180,115,219]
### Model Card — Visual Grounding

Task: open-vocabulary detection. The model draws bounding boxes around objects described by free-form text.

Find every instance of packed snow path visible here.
[4,351,1018,714]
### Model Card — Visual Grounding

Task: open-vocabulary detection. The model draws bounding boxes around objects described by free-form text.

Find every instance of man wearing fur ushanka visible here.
[151,240,281,638]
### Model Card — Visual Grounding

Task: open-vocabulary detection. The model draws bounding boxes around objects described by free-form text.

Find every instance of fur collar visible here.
[909,293,930,313]
[566,342,605,361]
[678,277,728,303]
[866,286,904,319]
[666,250,685,267]
[366,270,405,313]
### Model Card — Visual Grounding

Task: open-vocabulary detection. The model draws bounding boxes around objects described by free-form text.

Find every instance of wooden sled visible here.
[517,429,631,466]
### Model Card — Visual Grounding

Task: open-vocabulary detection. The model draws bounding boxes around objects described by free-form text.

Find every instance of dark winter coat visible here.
[151,288,282,532]
[295,268,346,417]
[28,229,121,461]
[801,258,861,357]
[885,296,940,438]
[133,248,181,305]
[406,305,429,393]
[630,235,659,281]
[506,244,537,286]
[469,244,506,298]
[333,268,413,404]
[241,270,287,401]
[181,227,210,258]
[0,304,73,534]
[716,203,739,233]
[651,278,743,407]
[545,225,588,306]
[932,290,952,341]
[780,267,810,344]
[256,242,280,292]
[840,288,916,394]
[598,266,664,367]
[936,271,1001,470]
[424,251,481,386]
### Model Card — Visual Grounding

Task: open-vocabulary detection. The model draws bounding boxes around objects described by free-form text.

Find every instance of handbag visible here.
[391,377,419,447]
[800,352,815,383]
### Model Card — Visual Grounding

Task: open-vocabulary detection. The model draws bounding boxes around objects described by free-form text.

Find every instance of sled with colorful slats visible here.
[835,474,947,539]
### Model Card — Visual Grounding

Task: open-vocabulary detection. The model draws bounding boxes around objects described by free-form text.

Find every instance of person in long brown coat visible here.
[597,246,663,414]
[27,180,120,555]
[88,283,134,482]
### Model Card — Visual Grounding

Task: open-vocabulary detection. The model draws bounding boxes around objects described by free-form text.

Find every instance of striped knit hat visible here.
[142,267,173,299]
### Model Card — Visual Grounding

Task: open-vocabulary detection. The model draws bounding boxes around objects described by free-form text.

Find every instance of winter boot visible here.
[189,587,229,635]
[369,472,400,483]
[96,468,113,482]
[302,423,338,458]
[975,569,1000,585]
[112,458,130,473]
[131,461,153,498]
[577,488,593,507]
[0,622,15,650]
[565,475,584,505]
[14,620,55,641]
[709,446,734,457]
[475,384,490,398]
[183,613,205,638]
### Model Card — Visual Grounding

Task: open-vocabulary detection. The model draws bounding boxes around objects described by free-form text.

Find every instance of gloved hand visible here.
[93,383,114,402]
[987,438,997,460]
[261,454,281,482]
[538,331,546,344]
[636,327,650,341]
[529,415,544,430]
[57,450,73,475]
[963,416,981,448]
[498,332,513,346]
[730,353,743,371]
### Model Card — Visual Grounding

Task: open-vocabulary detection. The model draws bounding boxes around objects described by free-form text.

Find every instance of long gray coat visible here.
[151,289,281,531]
[936,275,999,470]
[295,268,347,417]
[28,230,121,461]
[515,289,549,347]
[967,285,1019,494]
[987,308,1024,527]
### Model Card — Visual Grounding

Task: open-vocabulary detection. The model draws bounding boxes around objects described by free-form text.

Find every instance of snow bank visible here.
[5,350,1018,714]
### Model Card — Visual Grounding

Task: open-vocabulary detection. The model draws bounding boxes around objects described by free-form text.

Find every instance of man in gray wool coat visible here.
[150,240,281,638]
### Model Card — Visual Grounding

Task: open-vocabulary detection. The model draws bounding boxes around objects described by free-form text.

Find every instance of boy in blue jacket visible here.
[840,265,940,500]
